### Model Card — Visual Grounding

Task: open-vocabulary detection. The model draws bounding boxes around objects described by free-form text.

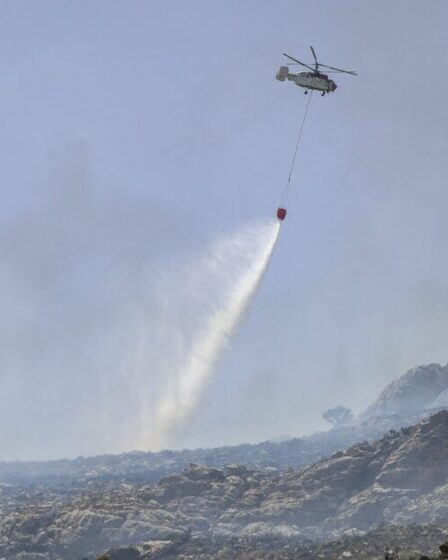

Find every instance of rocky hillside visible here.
[93,524,448,560]
[3,362,447,492]
[2,411,448,559]
[361,363,448,419]
[0,409,435,491]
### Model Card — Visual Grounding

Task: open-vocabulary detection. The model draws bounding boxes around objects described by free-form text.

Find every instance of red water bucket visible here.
[277,208,287,221]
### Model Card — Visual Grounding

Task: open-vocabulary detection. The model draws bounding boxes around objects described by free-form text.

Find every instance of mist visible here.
[0,146,280,459]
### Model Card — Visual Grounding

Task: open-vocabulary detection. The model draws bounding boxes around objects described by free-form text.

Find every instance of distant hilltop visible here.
[360,363,448,420]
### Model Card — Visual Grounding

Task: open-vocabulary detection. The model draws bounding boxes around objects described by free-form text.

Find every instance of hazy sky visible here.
[1,0,448,460]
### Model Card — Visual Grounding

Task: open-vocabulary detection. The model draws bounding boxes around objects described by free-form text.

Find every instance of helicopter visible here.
[276,46,357,96]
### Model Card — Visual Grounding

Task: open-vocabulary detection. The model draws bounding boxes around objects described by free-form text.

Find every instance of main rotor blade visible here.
[318,62,357,75]
[310,45,318,66]
[282,53,315,72]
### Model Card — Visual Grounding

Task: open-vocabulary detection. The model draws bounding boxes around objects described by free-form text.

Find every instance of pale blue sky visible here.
[1,1,448,459]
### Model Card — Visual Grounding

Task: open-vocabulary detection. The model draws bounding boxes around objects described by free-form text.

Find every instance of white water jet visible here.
[151,218,280,448]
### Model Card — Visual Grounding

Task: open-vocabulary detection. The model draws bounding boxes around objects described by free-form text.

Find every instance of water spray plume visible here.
[152,219,280,448]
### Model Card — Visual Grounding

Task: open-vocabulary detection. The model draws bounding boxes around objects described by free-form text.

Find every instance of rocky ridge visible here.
[0,408,438,491]
[3,362,448,495]
[3,363,448,559]
[4,363,448,493]
[2,411,448,559]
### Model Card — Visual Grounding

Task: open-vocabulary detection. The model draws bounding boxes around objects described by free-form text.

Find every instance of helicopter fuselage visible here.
[276,66,337,93]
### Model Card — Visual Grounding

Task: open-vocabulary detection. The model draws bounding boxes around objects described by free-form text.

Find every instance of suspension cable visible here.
[282,91,313,202]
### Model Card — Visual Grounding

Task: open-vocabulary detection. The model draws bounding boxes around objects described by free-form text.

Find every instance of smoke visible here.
[149,219,280,448]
